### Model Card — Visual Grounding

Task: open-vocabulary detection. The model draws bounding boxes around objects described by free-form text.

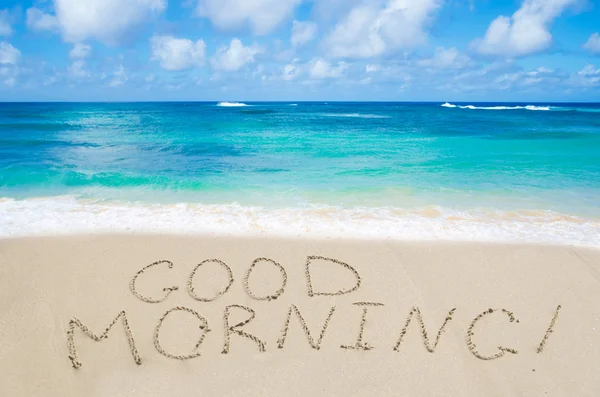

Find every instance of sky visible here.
[0,0,599,102]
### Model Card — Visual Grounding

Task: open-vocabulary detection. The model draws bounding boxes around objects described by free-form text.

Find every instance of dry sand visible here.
[1,235,599,396]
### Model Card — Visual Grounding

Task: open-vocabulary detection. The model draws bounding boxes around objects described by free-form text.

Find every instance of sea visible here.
[1,101,599,246]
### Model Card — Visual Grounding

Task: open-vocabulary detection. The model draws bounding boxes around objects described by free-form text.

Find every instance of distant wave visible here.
[441,103,550,111]
[217,102,249,107]
[553,107,600,113]
[320,113,391,119]
[289,104,298,106]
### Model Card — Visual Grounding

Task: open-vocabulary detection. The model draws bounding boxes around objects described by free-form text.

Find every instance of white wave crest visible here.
[524,105,551,111]
[217,102,249,107]
[1,197,599,247]
[320,113,391,119]
[442,103,551,111]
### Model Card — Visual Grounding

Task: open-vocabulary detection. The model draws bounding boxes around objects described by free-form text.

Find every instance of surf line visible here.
[66,256,562,369]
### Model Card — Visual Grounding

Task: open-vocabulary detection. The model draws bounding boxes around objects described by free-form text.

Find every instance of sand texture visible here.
[1,235,599,396]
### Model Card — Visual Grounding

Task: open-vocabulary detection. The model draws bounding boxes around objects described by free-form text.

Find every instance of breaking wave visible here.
[217,102,249,107]
[319,113,391,119]
[1,196,599,247]
[441,103,550,111]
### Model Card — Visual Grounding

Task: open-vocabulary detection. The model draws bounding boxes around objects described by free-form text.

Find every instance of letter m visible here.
[66,311,141,369]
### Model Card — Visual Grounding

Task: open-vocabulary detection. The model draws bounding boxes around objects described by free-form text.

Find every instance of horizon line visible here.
[1,100,600,104]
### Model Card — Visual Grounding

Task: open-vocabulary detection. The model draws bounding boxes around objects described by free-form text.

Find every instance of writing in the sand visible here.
[66,256,562,369]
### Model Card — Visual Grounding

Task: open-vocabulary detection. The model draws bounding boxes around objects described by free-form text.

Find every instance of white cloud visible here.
[281,62,302,81]
[578,64,600,77]
[365,64,380,73]
[44,75,59,86]
[109,65,128,87]
[291,20,317,47]
[527,66,553,76]
[583,33,600,54]
[418,47,472,69]
[26,8,59,32]
[252,64,266,80]
[308,58,349,79]
[196,0,300,36]
[0,42,20,65]
[27,0,166,45]
[210,39,263,72]
[573,64,600,87]
[323,0,442,59]
[150,35,206,71]
[0,42,19,87]
[274,48,295,62]
[68,60,90,78]
[0,9,13,36]
[471,0,577,57]
[441,62,571,93]
[69,43,92,59]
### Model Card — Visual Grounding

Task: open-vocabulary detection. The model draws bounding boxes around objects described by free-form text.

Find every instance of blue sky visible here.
[0,0,599,101]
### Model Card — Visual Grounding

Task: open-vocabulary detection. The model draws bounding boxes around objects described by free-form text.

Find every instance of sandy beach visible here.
[1,235,599,396]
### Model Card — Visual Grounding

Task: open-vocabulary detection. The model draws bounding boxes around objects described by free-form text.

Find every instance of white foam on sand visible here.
[1,196,599,247]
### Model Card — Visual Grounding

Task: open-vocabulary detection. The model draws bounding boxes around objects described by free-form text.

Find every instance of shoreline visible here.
[2,196,599,247]
[1,231,600,251]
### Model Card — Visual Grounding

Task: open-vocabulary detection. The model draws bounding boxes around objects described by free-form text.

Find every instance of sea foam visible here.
[1,197,598,247]
[442,103,550,111]
[217,102,249,107]
[320,113,391,119]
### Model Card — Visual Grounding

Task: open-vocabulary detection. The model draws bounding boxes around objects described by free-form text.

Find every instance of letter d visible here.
[305,256,362,297]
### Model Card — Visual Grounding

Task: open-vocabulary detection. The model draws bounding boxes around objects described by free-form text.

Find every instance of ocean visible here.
[1,101,599,245]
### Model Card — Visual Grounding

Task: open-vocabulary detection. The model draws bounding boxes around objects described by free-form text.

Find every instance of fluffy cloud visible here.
[579,64,600,77]
[0,41,19,87]
[291,20,317,47]
[281,61,302,80]
[418,47,472,69]
[69,43,92,59]
[26,8,59,32]
[0,9,12,36]
[322,0,442,59]
[150,35,206,71]
[365,64,380,73]
[68,60,91,79]
[27,0,165,45]
[0,42,19,65]
[210,39,263,72]
[471,0,577,57]
[561,64,600,88]
[196,0,301,36]
[0,66,18,87]
[583,33,600,54]
[109,65,128,87]
[309,58,348,79]
[442,62,572,93]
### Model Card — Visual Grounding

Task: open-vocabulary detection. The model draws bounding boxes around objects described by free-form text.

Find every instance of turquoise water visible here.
[1,101,599,243]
